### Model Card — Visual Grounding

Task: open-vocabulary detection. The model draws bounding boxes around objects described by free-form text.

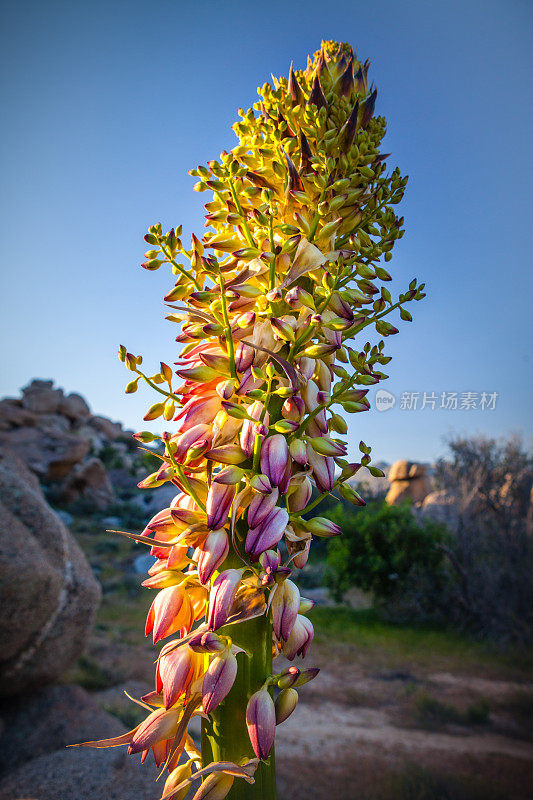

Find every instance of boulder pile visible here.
[0,379,140,510]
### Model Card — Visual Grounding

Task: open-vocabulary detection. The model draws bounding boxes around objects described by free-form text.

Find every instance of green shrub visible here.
[326,502,448,612]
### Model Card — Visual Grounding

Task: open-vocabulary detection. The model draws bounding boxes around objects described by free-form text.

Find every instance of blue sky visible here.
[1,0,531,463]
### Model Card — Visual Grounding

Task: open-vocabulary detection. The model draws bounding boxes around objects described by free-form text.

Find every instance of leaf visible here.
[160,758,259,800]
[241,340,303,389]
[105,529,175,548]
[280,237,327,288]
[68,728,138,749]
[163,695,202,772]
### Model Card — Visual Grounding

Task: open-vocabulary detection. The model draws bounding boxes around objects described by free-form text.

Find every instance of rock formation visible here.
[417,489,460,531]
[0,379,142,510]
[0,685,159,799]
[0,448,101,697]
[385,460,431,506]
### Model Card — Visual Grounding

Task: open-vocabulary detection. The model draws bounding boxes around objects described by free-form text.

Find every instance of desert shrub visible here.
[326,502,449,615]
[434,435,533,644]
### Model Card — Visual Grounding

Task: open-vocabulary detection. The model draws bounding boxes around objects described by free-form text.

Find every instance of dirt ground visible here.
[76,629,533,800]
[275,640,533,799]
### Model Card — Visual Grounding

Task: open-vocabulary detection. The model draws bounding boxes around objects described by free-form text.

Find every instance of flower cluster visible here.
[75,41,423,800]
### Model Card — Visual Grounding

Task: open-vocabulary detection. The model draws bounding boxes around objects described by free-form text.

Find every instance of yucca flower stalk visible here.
[73,40,424,799]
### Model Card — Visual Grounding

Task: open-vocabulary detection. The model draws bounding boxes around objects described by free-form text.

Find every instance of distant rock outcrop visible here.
[0,379,142,510]
[385,460,431,506]
[0,448,101,697]
[417,489,460,530]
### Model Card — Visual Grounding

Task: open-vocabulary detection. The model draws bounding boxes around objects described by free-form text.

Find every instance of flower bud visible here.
[250,473,272,493]
[260,434,289,487]
[246,686,276,760]
[298,597,315,614]
[189,630,226,653]
[282,615,314,660]
[245,506,289,560]
[289,439,307,465]
[133,431,157,443]
[329,412,348,434]
[277,666,300,689]
[287,478,312,512]
[206,483,236,530]
[247,487,279,528]
[163,762,192,800]
[202,650,238,713]
[293,667,320,686]
[128,707,181,755]
[207,569,244,630]
[305,517,342,537]
[213,466,245,485]
[272,579,300,641]
[275,687,298,724]
[259,549,281,573]
[193,773,234,800]
[198,529,229,585]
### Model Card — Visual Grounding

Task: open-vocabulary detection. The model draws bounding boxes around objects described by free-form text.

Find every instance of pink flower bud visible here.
[282,396,304,421]
[250,474,272,493]
[245,506,289,559]
[259,549,281,573]
[173,423,212,462]
[145,585,193,643]
[240,401,267,458]
[128,707,180,754]
[261,434,289,487]
[247,488,279,528]
[156,642,198,709]
[272,579,300,641]
[202,651,238,713]
[234,341,255,372]
[206,482,236,530]
[207,568,244,630]
[189,630,225,653]
[198,529,229,585]
[246,686,276,760]
[282,614,314,660]
[307,448,335,492]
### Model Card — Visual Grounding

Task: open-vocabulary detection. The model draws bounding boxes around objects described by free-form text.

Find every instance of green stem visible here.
[217,272,237,379]
[268,213,276,290]
[174,464,206,513]
[137,371,177,400]
[229,181,256,249]
[159,243,201,291]
[201,552,276,800]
